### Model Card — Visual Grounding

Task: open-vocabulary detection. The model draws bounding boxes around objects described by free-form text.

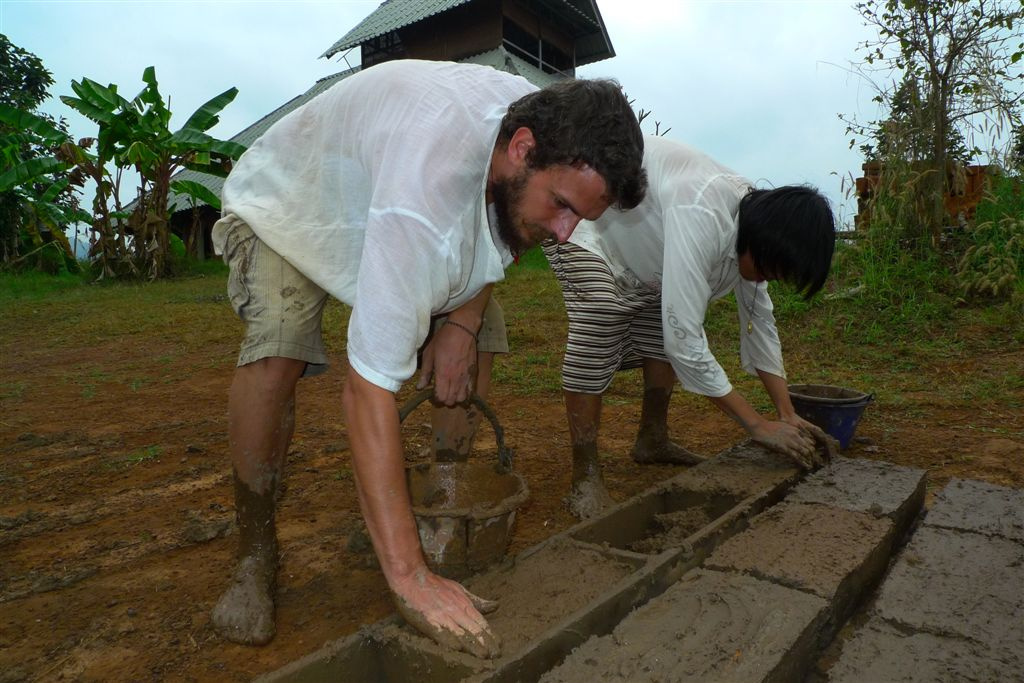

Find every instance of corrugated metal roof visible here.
[320,0,473,59]
[321,0,607,60]
[564,0,614,63]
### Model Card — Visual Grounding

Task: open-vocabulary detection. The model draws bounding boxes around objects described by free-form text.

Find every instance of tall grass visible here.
[956,175,1024,303]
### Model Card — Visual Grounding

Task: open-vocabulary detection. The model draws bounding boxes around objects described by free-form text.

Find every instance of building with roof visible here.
[168,0,616,258]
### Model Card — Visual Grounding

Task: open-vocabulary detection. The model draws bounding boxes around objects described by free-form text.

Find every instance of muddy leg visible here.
[631,359,704,466]
[565,391,614,519]
[212,357,303,645]
[432,352,493,462]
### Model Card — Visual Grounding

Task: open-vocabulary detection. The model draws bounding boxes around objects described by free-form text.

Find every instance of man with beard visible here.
[209,59,647,658]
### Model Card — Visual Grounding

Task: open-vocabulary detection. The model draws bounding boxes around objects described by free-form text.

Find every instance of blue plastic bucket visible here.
[788,384,873,450]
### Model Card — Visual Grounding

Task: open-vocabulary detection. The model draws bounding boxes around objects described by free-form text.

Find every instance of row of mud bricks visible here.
[257,443,1024,682]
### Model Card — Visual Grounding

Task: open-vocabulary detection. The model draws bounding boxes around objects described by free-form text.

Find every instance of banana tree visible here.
[61,66,245,279]
[0,103,90,271]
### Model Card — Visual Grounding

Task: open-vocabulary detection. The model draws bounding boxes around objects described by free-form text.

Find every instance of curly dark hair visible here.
[736,186,837,299]
[498,78,647,210]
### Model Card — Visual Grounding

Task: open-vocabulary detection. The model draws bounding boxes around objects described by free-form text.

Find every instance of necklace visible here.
[742,283,758,334]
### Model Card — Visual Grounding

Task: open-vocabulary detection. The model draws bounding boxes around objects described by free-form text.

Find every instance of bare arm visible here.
[759,369,799,421]
[417,285,494,405]
[342,364,500,657]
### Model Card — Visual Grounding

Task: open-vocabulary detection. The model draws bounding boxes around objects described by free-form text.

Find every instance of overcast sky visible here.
[4,0,888,227]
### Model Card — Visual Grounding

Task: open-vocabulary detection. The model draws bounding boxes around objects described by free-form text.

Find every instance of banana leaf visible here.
[61,95,118,128]
[171,179,221,210]
[57,141,94,166]
[0,104,69,145]
[182,157,233,178]
[0,156,68,192]
[136,66,164,107]
[207,139,247,159]
[71,77,128,114]
[122,140,162,171]
[167,132,244,161]
[169,128,215,147]
[180,87,239,133]
[38,177,70,203]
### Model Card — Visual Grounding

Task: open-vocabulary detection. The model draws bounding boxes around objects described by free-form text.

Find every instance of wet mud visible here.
[540,569,827,683]
[459,538,639,656]
[627,507,713,553]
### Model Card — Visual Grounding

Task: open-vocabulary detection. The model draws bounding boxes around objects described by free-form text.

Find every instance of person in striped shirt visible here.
[543,136,836,519]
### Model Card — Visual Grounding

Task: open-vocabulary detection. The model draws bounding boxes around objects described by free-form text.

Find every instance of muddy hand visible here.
[391,568,501,659]
[785,415,836,465]
[805,425,838,463]
[751,421,817,469]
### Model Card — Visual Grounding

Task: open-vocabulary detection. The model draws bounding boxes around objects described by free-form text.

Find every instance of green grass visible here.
[1,381,26,400]
[105,445,162,470]
[0,269,92,299]
[521,245,553,269]
[3,223,1022,416]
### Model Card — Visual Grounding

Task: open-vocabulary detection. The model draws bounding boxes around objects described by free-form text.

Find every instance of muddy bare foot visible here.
[211,556,276,645]
[632,439,705,466]
[567,478,614,519]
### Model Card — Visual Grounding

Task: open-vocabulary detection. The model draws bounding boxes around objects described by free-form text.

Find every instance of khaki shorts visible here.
[216,214,509,379]
[216,214,331,377]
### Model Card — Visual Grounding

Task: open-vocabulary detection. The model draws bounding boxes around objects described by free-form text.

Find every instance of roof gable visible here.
[321,0,473,59]
[321,0,614,66]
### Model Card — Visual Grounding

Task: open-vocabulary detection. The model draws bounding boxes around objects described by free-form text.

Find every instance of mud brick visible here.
[465,539,643,656]
[873,525,1024,651]
[705,502,893,637]
[924,478,1024,542]
[828,617,1023,682]
[785,456,926,525]
[677,441,802,498]
[539,569,827,683]
[253,624,486,683]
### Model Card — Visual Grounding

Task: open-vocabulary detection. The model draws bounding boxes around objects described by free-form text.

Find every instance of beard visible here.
[491,169,535,257]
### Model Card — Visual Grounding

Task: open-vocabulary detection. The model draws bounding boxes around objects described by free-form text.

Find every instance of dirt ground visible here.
[2,298,1023,682]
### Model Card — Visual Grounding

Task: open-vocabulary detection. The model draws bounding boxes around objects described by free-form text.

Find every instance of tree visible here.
[0,34,51,111]
[0,104,91,271]
[849,0,1024,245]
[0,35,84,269]
[60,67,245,279]
[863,75,972,164]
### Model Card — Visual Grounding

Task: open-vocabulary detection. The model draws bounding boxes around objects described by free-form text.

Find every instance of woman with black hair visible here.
[543,136,837,519]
